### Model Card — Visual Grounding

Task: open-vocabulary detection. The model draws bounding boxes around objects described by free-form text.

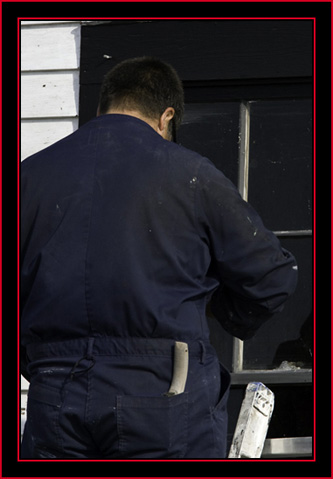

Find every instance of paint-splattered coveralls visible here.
[20,114,297,458]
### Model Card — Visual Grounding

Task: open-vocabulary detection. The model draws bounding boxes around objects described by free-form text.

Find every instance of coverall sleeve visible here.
[197,160,298,340]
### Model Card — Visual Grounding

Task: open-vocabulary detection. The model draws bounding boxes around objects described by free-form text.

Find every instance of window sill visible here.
[230,368,312,385]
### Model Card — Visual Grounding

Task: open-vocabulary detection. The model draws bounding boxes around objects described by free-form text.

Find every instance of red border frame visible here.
[15,12,320,471]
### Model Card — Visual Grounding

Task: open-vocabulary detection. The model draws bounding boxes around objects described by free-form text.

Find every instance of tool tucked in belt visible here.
[164,341,189,397]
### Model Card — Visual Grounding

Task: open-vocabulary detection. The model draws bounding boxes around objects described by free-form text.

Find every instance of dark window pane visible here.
[267,385,313,439]
[248,99,313,231]
[243,236,313,370]
[178,102,240,186]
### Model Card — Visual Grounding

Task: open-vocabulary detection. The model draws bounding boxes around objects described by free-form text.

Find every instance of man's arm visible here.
[197,160,298,340]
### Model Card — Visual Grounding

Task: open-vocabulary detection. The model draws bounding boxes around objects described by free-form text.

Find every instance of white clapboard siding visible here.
[21,71,79,118]
[20,20,81,161]
[21,20,78,25]
[21,23,80,71]
[21,376,30,439]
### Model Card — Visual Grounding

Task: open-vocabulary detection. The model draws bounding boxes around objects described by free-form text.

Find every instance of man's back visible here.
[21,113,237,459]
[21,114,219,346]
[21,112,298,349]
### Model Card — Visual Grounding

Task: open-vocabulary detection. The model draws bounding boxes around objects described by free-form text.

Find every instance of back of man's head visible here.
[98,57,184,131]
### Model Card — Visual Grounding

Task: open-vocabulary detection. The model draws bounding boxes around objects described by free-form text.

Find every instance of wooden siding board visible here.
[21,71,79,118]
[21,24,81,71]
[80,20,313,84]
[21,21,81,26]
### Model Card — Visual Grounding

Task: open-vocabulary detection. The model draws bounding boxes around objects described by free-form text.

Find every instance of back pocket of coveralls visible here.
[116,393,188,459]
[27,381,63,454]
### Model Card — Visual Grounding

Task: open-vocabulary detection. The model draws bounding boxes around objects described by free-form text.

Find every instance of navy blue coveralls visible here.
[20,114,298,459]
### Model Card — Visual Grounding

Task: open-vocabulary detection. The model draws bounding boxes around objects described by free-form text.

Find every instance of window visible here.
[177,97,313,383]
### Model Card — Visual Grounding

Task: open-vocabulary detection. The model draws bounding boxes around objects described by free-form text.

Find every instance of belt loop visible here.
[86,337,95,360]
[69,338,96,381]
[199,341,206,364]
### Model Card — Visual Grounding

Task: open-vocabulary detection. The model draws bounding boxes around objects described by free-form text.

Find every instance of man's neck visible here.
[104,108,159,133]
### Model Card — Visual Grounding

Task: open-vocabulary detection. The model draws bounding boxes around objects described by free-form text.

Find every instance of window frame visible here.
[231,100,313,385]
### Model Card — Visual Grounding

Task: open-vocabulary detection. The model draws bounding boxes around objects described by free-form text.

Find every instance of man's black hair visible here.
[98,57,184,132]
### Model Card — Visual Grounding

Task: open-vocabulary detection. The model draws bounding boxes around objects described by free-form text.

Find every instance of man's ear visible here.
[158,107,175,138]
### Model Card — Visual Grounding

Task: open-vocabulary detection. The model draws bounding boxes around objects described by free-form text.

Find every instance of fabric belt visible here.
[26,336,215,363]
